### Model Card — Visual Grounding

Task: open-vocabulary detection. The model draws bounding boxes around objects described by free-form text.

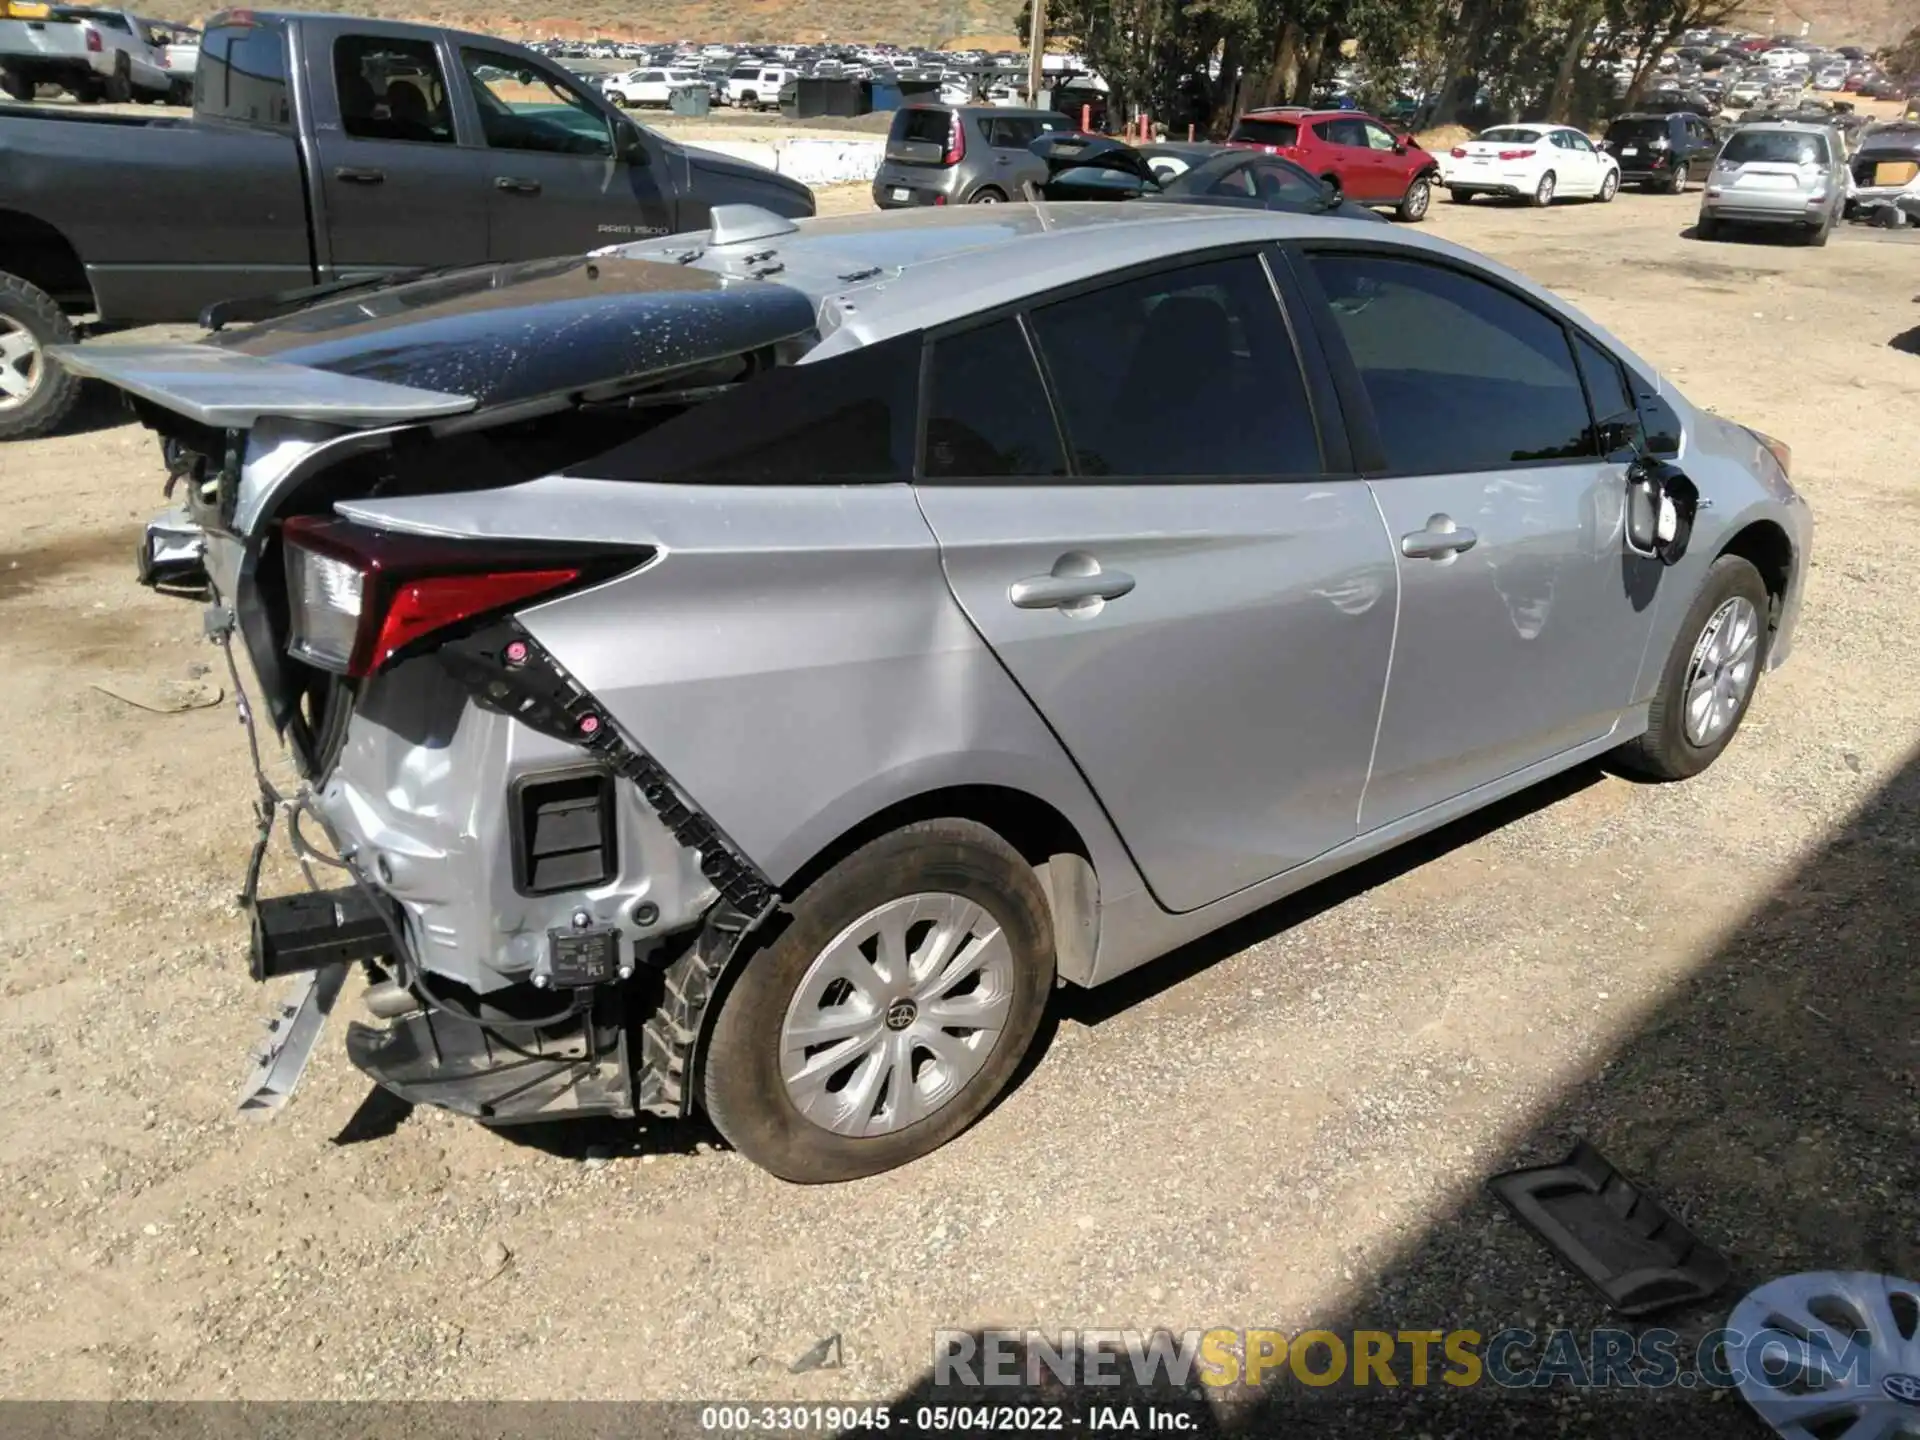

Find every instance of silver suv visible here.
[66,203,1810,1182]
[1698,120,1848,244]
[872,104,1074,206]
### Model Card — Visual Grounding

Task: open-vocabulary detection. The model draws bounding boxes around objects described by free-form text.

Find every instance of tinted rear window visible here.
[195,22,292,129]
[893,107,954,144]
[1606,118,1670,142]
[1723,130,1829,164]
[1230,117,1299,146]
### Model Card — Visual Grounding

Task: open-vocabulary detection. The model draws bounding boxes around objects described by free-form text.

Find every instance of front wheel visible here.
[1668,164,1689,194]
[0,67,31,102]
[1597,169,1619,202]
[1613,556,1768,781]
[700,819,1056,1183]
[1395,175,1431,222]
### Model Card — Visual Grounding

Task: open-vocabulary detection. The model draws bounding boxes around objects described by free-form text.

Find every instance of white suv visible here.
[604,67,700,108]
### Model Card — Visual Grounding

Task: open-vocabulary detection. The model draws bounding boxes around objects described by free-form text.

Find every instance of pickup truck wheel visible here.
[0,68,30,102]
[104,54,132,105]
[0,275,79,442]
[700,818,1055,1183]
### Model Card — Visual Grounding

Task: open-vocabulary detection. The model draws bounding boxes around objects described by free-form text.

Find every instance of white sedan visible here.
[1438,123,1622,206]
[602,67,702,108]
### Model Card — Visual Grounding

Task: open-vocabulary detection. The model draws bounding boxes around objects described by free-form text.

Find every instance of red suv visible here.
[1226,108,1439,221]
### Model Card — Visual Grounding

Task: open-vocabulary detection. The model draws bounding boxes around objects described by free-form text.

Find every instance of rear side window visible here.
[195,23,292,129]
[1229,117,1299,147]
[580,333,919,484]
[333,36,454,144]
[893,107,954,145]
[1308,253,1592,473]
[1025,255,1321,479]
[923,318,1065,479]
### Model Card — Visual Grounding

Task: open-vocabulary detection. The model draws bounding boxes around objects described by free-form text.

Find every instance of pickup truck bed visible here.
[0,8,813,439]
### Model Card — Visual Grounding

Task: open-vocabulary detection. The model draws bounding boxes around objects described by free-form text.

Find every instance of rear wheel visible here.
[612,92,631,107]
[701,819,1056,1183]
[1668,163,1689,194]
[1696,213,1721,240]
[968,186,1006,203]
[103,54,132,105]
[0,272,80,442]
[1613,556,1768,781]
[1804,211,1832,246]
[1531,170,1557,207]
[1448,186,1472,203]
[1395,174,1431,222]
[0,67,30,102]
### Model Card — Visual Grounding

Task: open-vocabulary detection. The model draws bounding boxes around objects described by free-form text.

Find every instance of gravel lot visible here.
[1,161,1917,1434]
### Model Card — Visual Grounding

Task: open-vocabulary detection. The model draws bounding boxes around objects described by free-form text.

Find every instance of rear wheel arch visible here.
[0,209,93,312]
[776,784,1100,987]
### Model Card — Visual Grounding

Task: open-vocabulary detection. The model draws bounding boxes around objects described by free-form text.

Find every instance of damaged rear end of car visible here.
[57,246,829,1127]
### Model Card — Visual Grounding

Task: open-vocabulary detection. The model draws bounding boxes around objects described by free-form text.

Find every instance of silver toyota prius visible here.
[62,202,1812,1182]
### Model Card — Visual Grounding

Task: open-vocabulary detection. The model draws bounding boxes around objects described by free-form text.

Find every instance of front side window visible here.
[923,319,1065,479]
[1308,253,1593,473]
[333,36,454,144]
[1025,255,1321,478]
[1361,121,1399,151]
[986,115,1041,148]
[462,47,613,155]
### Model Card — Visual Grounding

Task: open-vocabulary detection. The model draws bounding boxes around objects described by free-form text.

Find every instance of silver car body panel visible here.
[1700,122,1847,225]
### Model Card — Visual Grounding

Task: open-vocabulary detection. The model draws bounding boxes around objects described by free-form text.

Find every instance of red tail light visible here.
[1450,146,1468,157]
[1498,148,1535,160]
[942,110,966,165]
[85,27,101,50]
[279,517,643,678]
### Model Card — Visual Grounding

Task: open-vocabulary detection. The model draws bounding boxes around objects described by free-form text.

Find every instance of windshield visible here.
[1229,117,1300,147]
[1723,130,1828,164]
[1478,127,1543,143]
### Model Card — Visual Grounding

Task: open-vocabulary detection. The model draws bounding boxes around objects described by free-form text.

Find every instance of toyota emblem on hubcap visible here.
[884,998,917,1031]
[1885,1373,1920,1406]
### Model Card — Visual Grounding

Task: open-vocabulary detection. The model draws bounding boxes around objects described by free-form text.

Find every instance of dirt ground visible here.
[1,169,1918,1431]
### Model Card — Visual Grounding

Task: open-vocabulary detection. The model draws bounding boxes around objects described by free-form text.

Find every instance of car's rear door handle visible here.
[1010,563,1136,610]
[1400,516,1477,559]
[334,166,385,183]
[494,176,542,194]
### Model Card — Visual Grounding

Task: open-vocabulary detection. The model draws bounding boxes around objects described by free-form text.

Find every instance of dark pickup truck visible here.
[0,9,814,438]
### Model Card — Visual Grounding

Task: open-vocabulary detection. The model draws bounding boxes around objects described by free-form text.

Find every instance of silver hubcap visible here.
[1683,595,1760,746]
[0,317,42,411]
[1539,175,1554,202]
[780,892,1015,1137]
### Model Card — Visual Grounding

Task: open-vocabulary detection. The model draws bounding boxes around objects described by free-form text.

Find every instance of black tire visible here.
[167,78,193,106]
[1613,555,1769,781]
[103,54,132,105]
[701,818,1056,1183]
[968,186,1006,203]
[611,92,631,108]
[1530,170,1557,207]
[0,272,80,441]
[1395,174,1431,222]
[0,68,31,102]
[69,78,104,103]
[1448,187,1472,203]
[1668,163,1688,194]
[1696,213,1720,240]
[1596,169,1619,203]
[1804,213,1831,247]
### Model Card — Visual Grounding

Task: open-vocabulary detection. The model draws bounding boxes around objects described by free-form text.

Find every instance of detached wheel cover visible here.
[1729,1273,1920,1437]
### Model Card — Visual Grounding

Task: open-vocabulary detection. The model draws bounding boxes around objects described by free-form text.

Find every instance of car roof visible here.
[612,201,1654,374]
[1241,107,1368,122]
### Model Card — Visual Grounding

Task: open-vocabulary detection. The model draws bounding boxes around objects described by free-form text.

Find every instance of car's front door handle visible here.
[1010,565,1136,610]
[334,166,385,183]
[494,176,542,194]
[1400,517,1477,559]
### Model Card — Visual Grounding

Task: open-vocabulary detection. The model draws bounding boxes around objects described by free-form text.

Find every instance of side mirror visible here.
[1624,456,1700,565]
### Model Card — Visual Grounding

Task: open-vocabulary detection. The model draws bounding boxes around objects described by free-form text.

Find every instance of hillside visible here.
[136,0,1905,52]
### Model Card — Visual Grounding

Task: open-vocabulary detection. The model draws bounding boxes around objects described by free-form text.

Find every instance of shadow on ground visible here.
[862,750,1920,1437]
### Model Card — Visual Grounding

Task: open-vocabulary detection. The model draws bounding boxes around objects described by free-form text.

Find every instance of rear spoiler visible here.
[46,343,476,429]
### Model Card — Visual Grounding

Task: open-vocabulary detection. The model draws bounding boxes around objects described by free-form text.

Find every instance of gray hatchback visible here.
[66,203,1811,1183]
[872,104,1075,206]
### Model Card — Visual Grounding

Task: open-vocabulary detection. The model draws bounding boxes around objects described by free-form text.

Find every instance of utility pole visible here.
[1026,0,1047,107]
